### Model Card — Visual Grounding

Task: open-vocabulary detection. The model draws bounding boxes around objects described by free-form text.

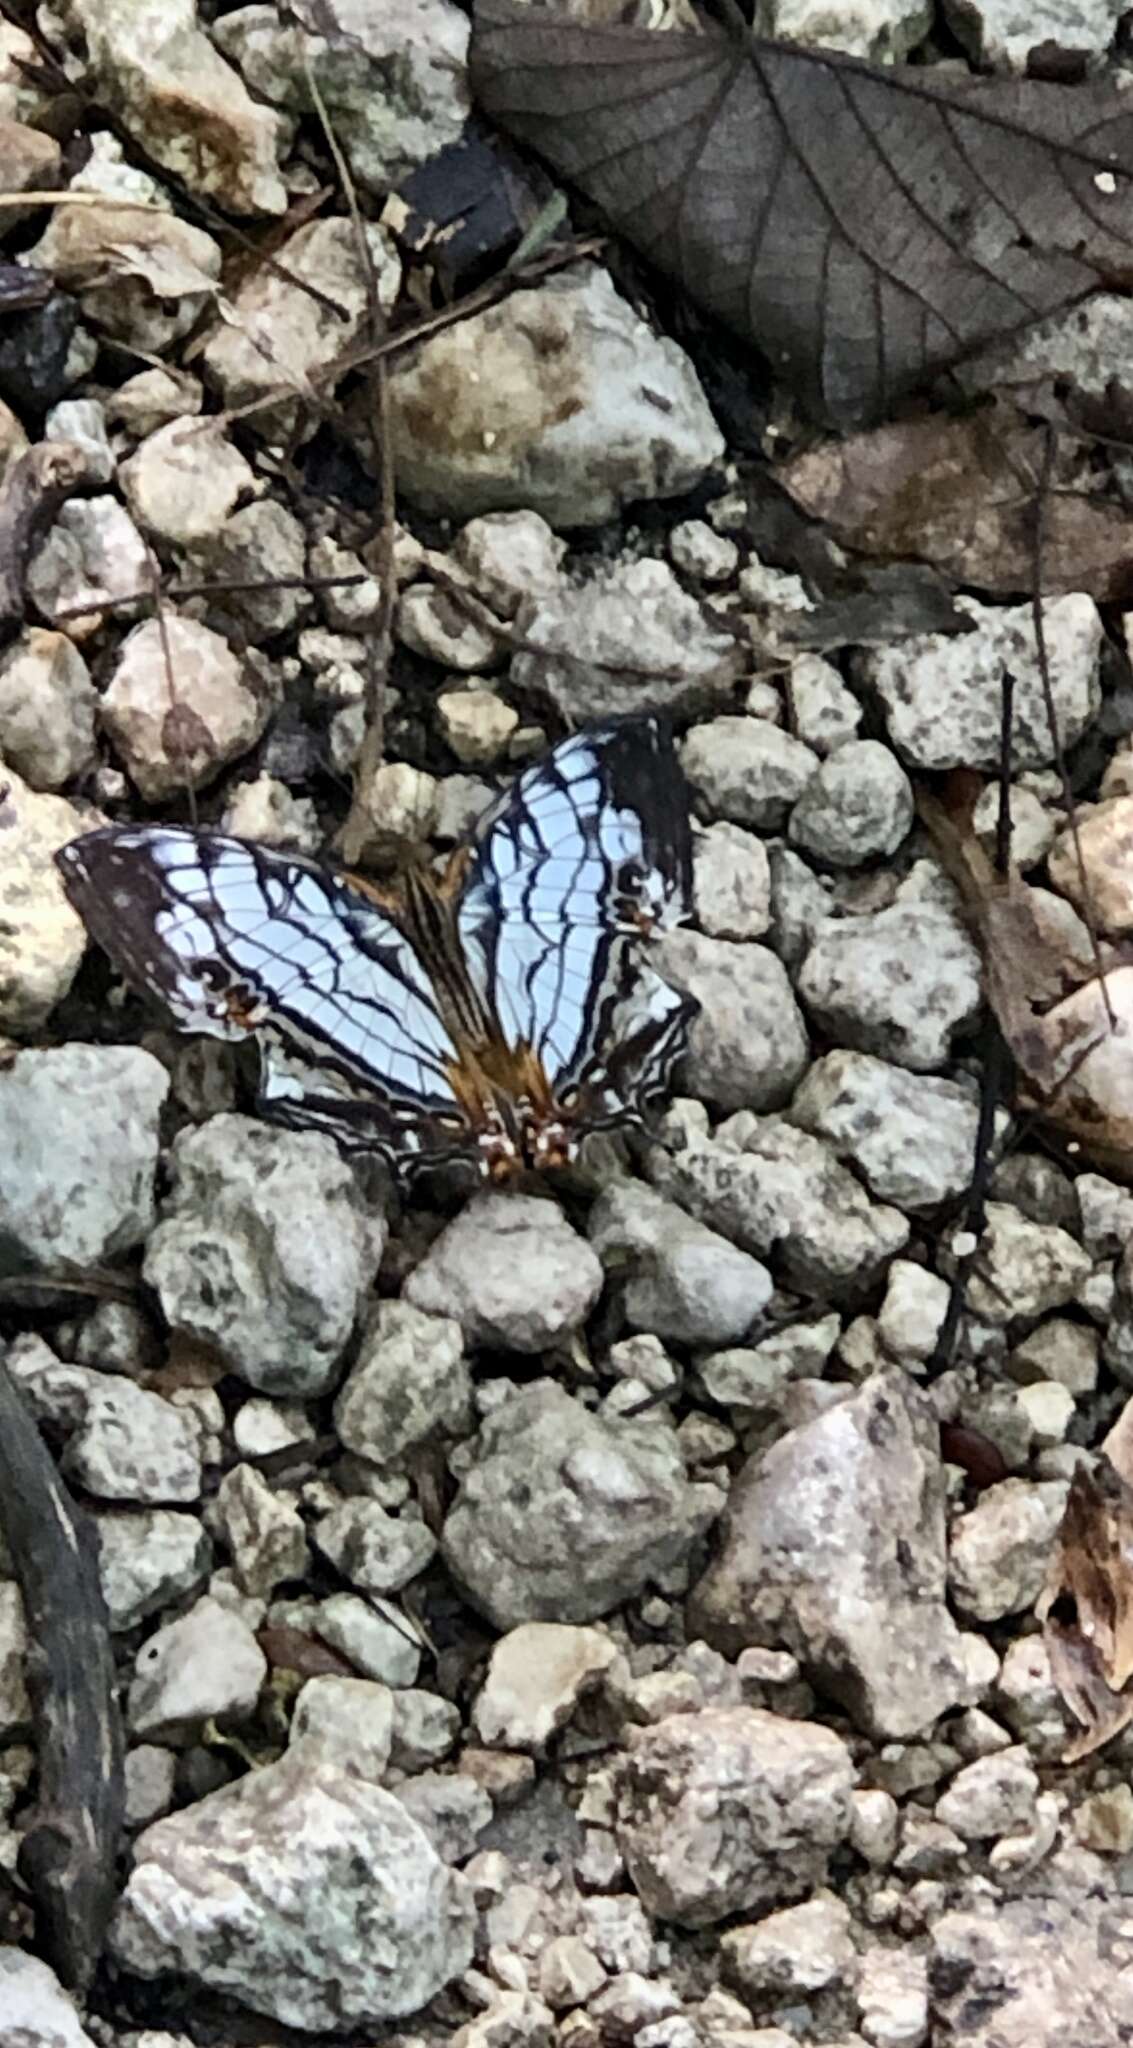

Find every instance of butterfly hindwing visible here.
[55,828,468,1160]
[455,718,694,1098]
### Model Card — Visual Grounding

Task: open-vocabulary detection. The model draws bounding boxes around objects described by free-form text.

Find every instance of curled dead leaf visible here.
[1038,1455,1133,1762]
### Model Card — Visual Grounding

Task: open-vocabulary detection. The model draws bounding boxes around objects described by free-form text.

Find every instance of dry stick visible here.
[0,1351,124,1992]
[302,51,398,867]
[48,570,369,623]
[1032,421,1116,1030]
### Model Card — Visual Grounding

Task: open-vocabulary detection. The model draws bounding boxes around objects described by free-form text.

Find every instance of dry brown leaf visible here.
[471,0,1133,427]
[1038,1457,1133,1761]
[776,407,1133,602]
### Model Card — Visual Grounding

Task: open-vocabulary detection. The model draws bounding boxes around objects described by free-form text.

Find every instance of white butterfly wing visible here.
[56,828,466,1156]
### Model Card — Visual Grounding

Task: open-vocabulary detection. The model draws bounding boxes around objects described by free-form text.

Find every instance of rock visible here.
[389,265,722,526]
[0,627,97,787]
[1047,794,1133,933]
[669,518,739,583]
[0,773,93,1032]
[127,1595,266,1740]
[694,1317,840,1417]
[655,931,809,1112]
[94,1509,212,1630]
[798,893,982,1072]
[395,1771,492,1864]
[213,0,470,192]
[124,1744,177,1829]
[949,1202,1091,1322]
[335,1301,470,1467]
[64,1377,203,1503]
[144,1116,384,1397]
[100,615,275,799]
[187,497,312,636]
[0,1581,29,1733]
[934,1747,1039,1840]
[109,363,203,436]
[648,1116,909,1302]
[947,1478,1069,1622]
[614,1706,853,1927]
[290,1674,394,1782]
[1008,1318,1098,1394]
[788,651,864,754]
[202,217,399,436]
[472,1623,620,1752]
[971,780,1055,869]
[0,1045,168,1267]
[690,1371,976,1738]
[453,510,565,618]
[788,1050,980,1209]
[692,822,772,939]
[509,558,742,724]
[119,419,255,546]
[589,1183,773,1348]
[757,0,931,59]
[110,1749,474,2028]
[0,294,85,414]
[877,1261,950,1365]
[27,493,149,628]
[437,686,518,765]
[405,1192,602,1353]
[313,1498,437,1595]
[856,1946,928,2048]
[862,594,1102,771]
[788,739,913,867]
[539,1934,608,2010]
[355,759,439,853]
[314,1592,421,1687]
[50,0,285,212]
[941,0,1121,72]
[215,1463,310,1598]
[721,1892,855,1995]
[221,772,320,851]
[388,1689,461,1772]
[682,716,820,831]
[929,1897,1130,2045]
[0,1949,97,2048]
[442,1380,719,1627]
[397,583,504,671]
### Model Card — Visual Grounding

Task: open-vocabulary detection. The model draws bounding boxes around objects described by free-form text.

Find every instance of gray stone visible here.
[721,1892,855,1995]
[0,628,96,788]
[110,1750,474,2028]
[127,1595,266,1741]
[510,558,742,725]
[394,1771,493,1865]
[101,615,275,800]
[756,0,931,59]
[788,652,863,754]
[0,1581,29,1735]
[682,716,819,831]
[28,494,149,627]
[654,931,810,1112]
[314,1593,422,1688]
[929,1897,1131,2046]
[213,0,469,193]
[95,1509,212,1629]
[290,1675,394,1782]
[215,1462,310,1597]
[0,1045,167,1269]
[788,1049,980,1209]
[0,1949,97,2047]
[615,1707,853,1927]
[949,1203,1091,1323]
[692,821,772,940]
[649,1116,908,1302]
[941,0,1122,72]
[405,1192,602,1353]
[313,1498,437,1595]
[934,1747,1039,1840]
[862,594,1102,772]
[788,739,913,868]
[334,1300,470,1466]
[124,1743,177,1829]
[119,418,254,546]
[473,1622,620,1753]
[442,1381,720,1628]
[589,1183,772,1348]
[0,772,92,1033]
[453,510,565,619]
[694,1317,840,1417]
[948,1478,1069,1622]
[144,1115,384,1396]
[388,266,722,527]
[798,894,982,1072]
[388,1688,461,1772]
[65,1377,202,1504]
[690,1371,976,1738]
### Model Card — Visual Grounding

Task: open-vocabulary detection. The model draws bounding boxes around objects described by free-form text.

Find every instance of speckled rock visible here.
[143,1115,385,1396]
[0,775,95,1033]
[655,931,810,1113]
[442,1381,720,1628]
[110,1749,474,2028]
[100,615,276,799]
[798,890,982,1072]
[788,1050,981,1209]
[405,1192,603,1353]
[334,1301,470,1466]
[0,628,96,788]
[388,266,723,527]
[614,1707,854,1927]
[0,1045,168,1268]
[590,1182,773,1347]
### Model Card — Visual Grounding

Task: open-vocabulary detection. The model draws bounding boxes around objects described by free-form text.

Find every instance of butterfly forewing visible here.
[56,828,467,1153]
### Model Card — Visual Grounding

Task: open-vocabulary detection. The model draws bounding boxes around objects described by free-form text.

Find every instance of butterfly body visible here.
[56,720,697,1183]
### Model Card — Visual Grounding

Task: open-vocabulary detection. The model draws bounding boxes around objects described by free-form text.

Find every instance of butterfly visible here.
[56,718,698,1183]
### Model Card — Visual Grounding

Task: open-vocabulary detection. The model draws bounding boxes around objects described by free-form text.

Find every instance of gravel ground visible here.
[2,2,1133,2045]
